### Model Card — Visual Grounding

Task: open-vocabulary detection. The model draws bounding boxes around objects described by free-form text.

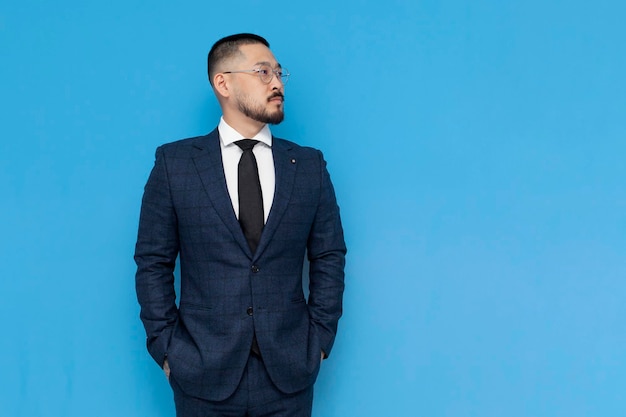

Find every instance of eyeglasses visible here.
[223,64,290,85]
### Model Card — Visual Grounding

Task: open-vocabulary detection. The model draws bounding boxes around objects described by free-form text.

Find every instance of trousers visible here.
[170,354,314,417]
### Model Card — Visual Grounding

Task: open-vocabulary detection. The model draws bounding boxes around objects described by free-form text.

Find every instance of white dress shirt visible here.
[218,117,275,223]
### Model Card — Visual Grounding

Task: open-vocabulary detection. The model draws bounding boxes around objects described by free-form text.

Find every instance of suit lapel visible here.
[255,137,296,260]
[192,129,251,256]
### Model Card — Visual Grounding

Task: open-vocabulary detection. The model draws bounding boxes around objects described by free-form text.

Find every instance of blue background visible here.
[2,1,625,416]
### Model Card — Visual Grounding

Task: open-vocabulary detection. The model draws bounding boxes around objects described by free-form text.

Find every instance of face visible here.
[229,43,285,125]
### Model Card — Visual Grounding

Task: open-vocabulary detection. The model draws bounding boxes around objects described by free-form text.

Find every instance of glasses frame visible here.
[223,65,289,85]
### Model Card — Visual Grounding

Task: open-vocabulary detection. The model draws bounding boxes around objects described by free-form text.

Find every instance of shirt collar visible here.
[218,117,273,148]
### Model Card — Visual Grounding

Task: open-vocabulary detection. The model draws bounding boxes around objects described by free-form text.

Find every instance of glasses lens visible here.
[280,68,289,85]
[255,65,289,84]
[257,65,272,83]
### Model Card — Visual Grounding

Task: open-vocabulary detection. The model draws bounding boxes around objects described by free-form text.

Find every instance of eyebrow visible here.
[255,61,282,69]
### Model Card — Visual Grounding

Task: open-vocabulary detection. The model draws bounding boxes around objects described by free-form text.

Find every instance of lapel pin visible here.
[291,158,296,164]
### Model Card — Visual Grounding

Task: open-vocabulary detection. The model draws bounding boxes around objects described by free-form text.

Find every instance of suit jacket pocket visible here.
[179,301,213,311]
[290,296,306,304]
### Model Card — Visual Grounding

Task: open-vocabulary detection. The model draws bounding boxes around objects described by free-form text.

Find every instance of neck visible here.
[222,112,266,138]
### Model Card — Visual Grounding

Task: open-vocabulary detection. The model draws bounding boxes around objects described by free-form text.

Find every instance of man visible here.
[134,33,346,416]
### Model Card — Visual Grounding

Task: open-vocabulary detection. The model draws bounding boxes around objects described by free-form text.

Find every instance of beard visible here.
[236,92,284,125]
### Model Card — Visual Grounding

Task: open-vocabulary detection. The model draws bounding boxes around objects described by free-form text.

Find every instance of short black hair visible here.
[207,33,270,86]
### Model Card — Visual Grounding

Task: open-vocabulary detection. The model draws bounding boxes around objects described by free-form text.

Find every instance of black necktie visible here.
[235,139,264,255]
[235,139,264,357]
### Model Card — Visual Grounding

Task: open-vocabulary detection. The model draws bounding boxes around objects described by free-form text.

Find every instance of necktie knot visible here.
[235,139,259,152]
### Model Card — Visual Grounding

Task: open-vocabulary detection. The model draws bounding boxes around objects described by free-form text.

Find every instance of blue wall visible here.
[2,1,625,416]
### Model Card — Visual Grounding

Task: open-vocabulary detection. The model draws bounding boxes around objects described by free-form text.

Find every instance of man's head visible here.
[208,33,286,130]
[207,33,270,86]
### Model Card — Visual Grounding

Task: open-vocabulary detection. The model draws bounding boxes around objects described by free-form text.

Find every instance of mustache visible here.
[268,92,284,101]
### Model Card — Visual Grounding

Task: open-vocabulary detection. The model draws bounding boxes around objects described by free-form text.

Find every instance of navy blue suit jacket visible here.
[134,129,346,401]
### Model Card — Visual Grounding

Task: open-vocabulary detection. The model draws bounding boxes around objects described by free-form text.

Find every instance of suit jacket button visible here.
[251,265,260,273]
[247,307,253,316]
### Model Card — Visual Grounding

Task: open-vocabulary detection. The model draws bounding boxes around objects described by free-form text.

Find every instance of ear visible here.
[213,73,231,98]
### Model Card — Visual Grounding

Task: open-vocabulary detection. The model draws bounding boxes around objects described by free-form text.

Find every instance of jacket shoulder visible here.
[273,137,322,158]
[157,130,218,158]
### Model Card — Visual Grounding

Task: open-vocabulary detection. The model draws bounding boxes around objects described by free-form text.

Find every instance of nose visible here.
[269,71,284,89]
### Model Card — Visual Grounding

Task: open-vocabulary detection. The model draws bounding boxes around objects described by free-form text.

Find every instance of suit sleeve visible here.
[134,146,180,367]
[307,150,347,358]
